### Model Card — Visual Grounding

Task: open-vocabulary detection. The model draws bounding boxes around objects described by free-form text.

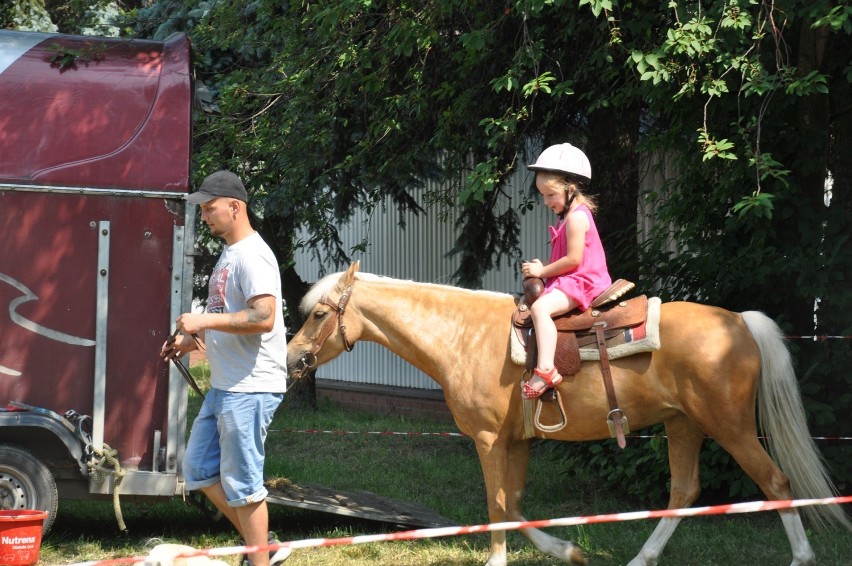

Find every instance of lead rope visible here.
[91,443,128,532]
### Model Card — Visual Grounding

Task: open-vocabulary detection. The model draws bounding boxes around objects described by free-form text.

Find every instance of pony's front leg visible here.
[483,438,532,566]
[522,521,587,565]
[474,434,511,566]
[483,545,507,566]
[508,441,587,565]
[476,435,585,566]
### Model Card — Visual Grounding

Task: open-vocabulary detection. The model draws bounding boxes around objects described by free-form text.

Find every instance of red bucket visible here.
[0,510,48,566]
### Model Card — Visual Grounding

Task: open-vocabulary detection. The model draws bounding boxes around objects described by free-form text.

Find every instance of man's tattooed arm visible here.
[228,295,276,333]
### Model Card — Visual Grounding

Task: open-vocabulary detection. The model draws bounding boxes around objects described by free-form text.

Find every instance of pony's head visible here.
[287,261,362,378]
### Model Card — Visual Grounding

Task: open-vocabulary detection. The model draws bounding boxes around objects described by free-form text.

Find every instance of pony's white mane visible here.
[299,271,509,314]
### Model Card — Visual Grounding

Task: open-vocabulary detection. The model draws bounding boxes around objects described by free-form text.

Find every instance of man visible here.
[161,170,289,566]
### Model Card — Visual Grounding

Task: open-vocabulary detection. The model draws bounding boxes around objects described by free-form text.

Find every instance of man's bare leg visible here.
[200,483,270,565]
[235,500,270,566]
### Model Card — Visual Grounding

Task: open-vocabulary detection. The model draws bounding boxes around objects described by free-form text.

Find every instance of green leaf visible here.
[732,192,775,219]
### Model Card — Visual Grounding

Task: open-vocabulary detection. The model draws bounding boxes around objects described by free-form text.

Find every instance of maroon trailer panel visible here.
[0,193,179,468]
[0,31,192,473]
[0,31,191,191]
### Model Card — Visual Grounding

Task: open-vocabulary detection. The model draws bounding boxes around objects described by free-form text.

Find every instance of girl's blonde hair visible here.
[536,171,599,214]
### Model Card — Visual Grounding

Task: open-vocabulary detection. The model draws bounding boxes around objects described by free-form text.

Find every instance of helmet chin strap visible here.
[559,191,578,218]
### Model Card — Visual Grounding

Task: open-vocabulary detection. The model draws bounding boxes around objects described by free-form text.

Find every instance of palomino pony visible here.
[286,263,849,566]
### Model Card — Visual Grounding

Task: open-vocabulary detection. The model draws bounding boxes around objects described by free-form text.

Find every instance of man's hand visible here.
[175,312,207,335]
[160,330,198,361]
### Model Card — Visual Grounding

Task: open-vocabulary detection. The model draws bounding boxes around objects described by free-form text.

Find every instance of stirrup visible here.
[521,367,562,400]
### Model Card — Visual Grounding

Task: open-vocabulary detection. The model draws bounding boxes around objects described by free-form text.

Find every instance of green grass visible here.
[37,373,852,565]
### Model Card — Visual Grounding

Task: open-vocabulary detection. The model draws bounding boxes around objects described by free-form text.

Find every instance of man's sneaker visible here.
[267,532,292,566]
[240,531,292,565]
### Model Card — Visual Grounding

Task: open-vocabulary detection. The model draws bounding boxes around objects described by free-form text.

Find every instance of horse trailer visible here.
[0,29,194,533]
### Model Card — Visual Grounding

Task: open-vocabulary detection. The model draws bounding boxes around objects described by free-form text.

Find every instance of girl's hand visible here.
[521,259,544,278]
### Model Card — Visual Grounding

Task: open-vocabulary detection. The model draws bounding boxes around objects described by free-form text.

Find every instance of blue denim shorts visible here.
[182,389,283,506]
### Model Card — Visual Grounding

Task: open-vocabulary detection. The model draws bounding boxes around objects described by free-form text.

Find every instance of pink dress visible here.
[542,205,612,311]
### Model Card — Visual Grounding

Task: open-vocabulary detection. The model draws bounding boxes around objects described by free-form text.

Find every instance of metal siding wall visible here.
[294,159,659,389]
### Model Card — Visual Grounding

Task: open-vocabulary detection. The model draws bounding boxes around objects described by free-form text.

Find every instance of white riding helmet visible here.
[528,143,592,184]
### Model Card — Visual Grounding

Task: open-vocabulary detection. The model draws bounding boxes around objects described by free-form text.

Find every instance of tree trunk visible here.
[587,104,642,284]
[254,211,317,410]
[815,23,851,335]
[783,19,833,333]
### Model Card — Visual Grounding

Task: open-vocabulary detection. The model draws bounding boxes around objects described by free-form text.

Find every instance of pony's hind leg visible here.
[713,433,815,565]
[628,415,704,566]
[780,511,817,566]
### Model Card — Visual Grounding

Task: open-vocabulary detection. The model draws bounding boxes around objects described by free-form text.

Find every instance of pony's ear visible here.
[339,261,359,289]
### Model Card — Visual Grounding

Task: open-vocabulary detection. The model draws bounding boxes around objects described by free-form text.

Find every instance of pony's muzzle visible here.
[290,352,317,379]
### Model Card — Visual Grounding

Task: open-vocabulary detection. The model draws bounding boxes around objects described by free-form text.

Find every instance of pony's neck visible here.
[355,279,514,389]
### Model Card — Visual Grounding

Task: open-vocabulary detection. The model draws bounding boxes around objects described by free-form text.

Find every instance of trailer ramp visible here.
[265,478,454,528]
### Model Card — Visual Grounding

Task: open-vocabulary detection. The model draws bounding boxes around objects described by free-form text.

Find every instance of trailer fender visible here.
[0,412,87,475]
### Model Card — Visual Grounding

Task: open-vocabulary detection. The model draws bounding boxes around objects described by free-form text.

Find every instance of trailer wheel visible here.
[0,444,58,534]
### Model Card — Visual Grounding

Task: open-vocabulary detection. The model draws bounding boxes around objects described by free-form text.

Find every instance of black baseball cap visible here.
[186,170,248,204]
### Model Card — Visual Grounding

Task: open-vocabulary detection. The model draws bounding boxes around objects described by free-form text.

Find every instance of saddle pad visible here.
[510,297,662,365]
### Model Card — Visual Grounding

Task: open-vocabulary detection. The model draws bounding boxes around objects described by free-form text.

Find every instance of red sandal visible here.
[521,367,563,400]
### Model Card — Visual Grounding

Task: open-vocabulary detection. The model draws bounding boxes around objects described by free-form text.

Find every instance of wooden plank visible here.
[265,478,454,528]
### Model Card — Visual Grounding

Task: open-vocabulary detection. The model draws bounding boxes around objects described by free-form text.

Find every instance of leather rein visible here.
[294,284,355,376]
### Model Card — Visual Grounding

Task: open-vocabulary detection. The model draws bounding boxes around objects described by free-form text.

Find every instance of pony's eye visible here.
[313,310,327,320]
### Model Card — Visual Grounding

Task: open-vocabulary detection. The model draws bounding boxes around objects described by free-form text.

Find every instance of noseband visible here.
[295,284,355,375]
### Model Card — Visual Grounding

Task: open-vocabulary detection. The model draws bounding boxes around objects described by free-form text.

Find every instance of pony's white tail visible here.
[741,311,851,531]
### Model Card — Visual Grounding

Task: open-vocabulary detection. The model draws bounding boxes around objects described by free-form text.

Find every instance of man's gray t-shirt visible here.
[205,232,287,392]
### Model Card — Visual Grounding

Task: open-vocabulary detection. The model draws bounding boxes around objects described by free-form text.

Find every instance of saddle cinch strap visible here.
[515,278,639,447]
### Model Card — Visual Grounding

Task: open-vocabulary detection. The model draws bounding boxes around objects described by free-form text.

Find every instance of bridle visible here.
[293,283,355,377]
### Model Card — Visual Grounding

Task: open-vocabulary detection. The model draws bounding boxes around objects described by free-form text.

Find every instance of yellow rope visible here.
[91,443,127,532]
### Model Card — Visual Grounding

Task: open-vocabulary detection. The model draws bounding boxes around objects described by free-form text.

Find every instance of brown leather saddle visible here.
[513,279,644,375]
[513,277,641,446]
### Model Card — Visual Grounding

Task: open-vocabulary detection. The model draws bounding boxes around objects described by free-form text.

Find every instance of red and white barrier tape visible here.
[65,495,852,565]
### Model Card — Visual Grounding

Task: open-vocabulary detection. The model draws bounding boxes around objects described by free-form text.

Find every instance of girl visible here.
[520,143,612,399]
